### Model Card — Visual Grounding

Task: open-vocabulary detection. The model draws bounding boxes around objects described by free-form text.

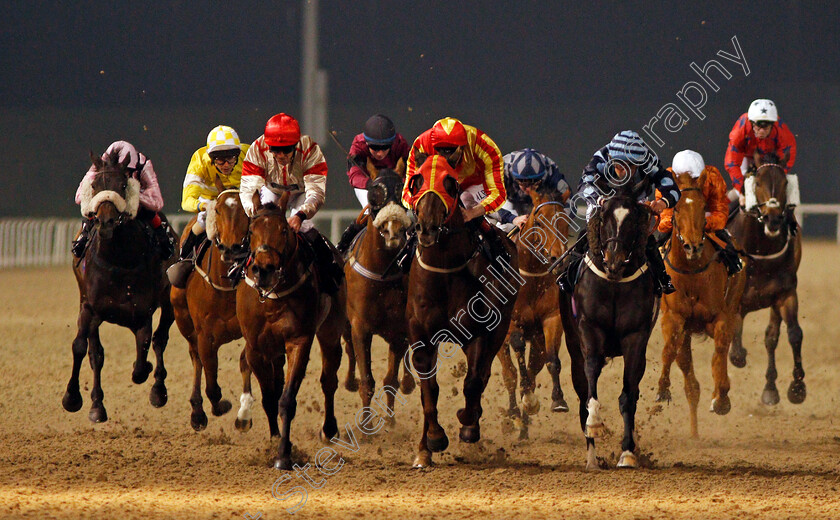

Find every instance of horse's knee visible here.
[788,325,803,346]
[72,338,87,357]
[509,331,525,353]
[764,323,781,346]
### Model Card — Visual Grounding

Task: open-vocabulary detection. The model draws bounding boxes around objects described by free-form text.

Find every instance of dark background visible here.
[2,1,838,233]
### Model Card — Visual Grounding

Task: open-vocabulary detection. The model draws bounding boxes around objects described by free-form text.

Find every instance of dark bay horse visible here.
[727,151,804,405]
[559,194,658,469]
[342,170,415,417]
[63,151,176,422]
[497,188,571,438]
[237,192,344,470]
[405,156,518,468]
[171,190,253,431]
[656,171,746,437]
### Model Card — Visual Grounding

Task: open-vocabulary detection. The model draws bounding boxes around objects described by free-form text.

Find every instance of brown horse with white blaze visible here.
[656,170,746,437]
[405,155,518,468]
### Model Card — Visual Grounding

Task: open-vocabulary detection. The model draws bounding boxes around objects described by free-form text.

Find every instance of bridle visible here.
[749,163,787,223]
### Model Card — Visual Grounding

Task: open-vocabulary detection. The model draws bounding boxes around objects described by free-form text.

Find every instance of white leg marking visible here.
[238,392,255,421]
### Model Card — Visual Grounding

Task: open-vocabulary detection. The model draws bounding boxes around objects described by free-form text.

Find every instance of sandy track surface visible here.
[1,241,838,519]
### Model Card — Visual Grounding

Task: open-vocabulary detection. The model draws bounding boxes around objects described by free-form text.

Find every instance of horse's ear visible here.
[446,148,463,169]
[119,152,131,172]
[696,168,708,188]
[395,157,406,178]
[251,190,262,214]
[414,152,428,169]
[366,157,378,181]
[407,174,424,196]
[90,150,103,170]
[781,150,790,166]
[753,149,762,167]
[443,175,459,200]
[278,191,291,213]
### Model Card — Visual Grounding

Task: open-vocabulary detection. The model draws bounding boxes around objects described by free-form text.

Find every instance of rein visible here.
[583,253,648,283]
[347,228,404,282]
[193,246,238,292]
[246,231,312,302]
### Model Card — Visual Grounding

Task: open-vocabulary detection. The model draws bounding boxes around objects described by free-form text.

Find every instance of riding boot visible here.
[557,235,588,294]
[646,234,676,295]
[395,232,417,274]
[336,221,365,255]
[155,221,175,259]
[166,230,201,289]
[785,206,799,236]
[302,228,344,294]
[71,218,94,258]
[713,229,743,276]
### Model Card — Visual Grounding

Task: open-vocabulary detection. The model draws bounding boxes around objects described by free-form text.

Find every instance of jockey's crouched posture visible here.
[72,141,174,259]
[657,150,743,276]
[398,117,509,269]
[167,125,249,288]
[497,148,571,229]
[239,113,344,294]
[725,98,799,234]
[558,130,680,295]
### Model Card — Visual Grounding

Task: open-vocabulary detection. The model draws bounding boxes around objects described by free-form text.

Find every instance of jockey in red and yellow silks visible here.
[402,117,506,213]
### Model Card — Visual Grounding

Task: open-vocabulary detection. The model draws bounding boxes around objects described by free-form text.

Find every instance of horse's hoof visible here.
[711,396,731,415]
[344,378,359,393]
[729,349,747,368]
[400,374,416,395]
[412,451,432,469]
[459,424,481,444]
[552,398,570,413]
[211,399,232,416]
[521,392,540,415]
[518,426,529,440]
[88,406,108,423]
[787,380,807,404]
[585,422,605,438]
[132,361,153,384]
[149,383,168,408]
[191,411,208,431]
[274,457,293,471]
[62,391,83,413]
[385,415,396,427]
[655,389,671,403]
[617,450,638,469]
[505,406,522,419]
[761,386,780,406]
[234,418,252,432]
[426,432,449,453]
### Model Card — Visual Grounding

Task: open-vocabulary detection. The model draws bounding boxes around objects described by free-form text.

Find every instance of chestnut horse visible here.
[559,193,658,469]
[655,171,746,437]
[497,189,571,438]
[237,193,344,470]
[405,157,518,468]
[342,169,415,416]
[171,190,254,432]
[727,151,805,405]
[63,151,176,422]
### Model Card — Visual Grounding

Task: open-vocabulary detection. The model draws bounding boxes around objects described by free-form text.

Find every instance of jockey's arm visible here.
[472,132,506,214]
[182,149,215,212]
[137,160,164,212]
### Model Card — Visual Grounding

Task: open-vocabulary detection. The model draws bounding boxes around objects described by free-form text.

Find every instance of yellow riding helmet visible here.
[206,125,241,154]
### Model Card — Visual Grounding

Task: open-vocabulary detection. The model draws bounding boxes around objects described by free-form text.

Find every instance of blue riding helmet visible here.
[505,148,550,181]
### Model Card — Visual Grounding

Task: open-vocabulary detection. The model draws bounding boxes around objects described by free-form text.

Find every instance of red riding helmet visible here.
[430,117,468,148]
[264,113,301,147]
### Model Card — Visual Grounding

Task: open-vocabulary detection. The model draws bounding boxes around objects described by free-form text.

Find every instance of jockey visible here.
[657,150,743,275]
[497,148,571,229]
[72,141,174,259]
[400,116,509,263]
[559,130,680,295]
[166,125,250,288]
[724,99,798,218]
[336,114,410,253]
[239,113,343,294]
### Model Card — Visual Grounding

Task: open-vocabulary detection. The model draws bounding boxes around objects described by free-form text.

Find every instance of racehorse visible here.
[727,151,805,405]
[497,188,570,439]
[63,151,176,422]
[237,192,344,470]
[405,155,517,468]
[170,190,253,432]
[342,169,415,416]
[655,171,746,437]
[559,190,659,469]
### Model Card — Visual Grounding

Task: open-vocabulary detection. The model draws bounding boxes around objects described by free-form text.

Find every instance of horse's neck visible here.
[517,223,550,272]
[95,223,147,267]
[420,226,474,265]
[203,242,232,283]
[740,212,787,253]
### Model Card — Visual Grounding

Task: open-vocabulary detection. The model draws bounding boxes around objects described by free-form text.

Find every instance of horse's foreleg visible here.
[150,297,174,408]
[761,305,783,406]
[317,334,341,443]
[63,304,93,413]
[412,342,446,463]
[657,313,683,403]
[351,324,375,407]
[543,315,568,413]
[276,339,313,471]
[87,324,108,423]
[710,316,734,415]
[381,341,404,426]
[729,311,748,368]
[779,292,806,404]
[235,346,255,432]
[674,334,699,437]
[496,341,520,418]
[509,330,532,405]
[458,335,497,444]
[131,319,154,385]
[198,334,230,417]
[580,326,606,471]
[246,347,280,439]
[617,332,648,469]
[342,325,358,392]
[187,338,207,431]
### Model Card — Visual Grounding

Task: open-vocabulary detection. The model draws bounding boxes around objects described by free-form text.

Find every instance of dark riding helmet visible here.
[363,114,396,146]
[506,148,549,181]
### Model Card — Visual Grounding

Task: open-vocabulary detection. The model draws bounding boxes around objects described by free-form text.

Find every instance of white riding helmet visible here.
[747,99,778,123]
[206,125,241,154]
[671,150,705,179]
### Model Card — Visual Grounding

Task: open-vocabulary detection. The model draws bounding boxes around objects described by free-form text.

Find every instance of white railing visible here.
[1,204,838,268]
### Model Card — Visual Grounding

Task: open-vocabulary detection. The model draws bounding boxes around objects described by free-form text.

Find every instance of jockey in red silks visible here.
[724,99,798,215]
[400,116,509,264]
[72,141,173,259]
